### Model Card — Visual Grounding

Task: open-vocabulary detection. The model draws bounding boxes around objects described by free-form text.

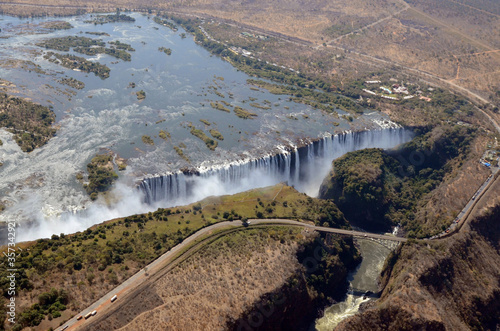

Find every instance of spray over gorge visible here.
[0,2,498,331]
[0,12,413,243]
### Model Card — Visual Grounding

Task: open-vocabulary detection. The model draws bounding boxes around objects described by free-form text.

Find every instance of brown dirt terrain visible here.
[336,203,500,331]
[1,183,353,330]
[0,1,498,329]
[1,0,498,103]
[406,0,500,48]
[331,1,500,101]
[0,0,404,43]
[79,228,317,330]
[412,134,491,232]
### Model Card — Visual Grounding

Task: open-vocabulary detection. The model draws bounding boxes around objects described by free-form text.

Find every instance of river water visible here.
[314,239,392,330]
[0,13,411,242]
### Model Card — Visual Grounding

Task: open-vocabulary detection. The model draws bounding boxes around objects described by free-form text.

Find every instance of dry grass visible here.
[2,184,347,330]
[82,227,314,331]
[414,135,491,233]
[330,3,500,100]
[3,0,498,100]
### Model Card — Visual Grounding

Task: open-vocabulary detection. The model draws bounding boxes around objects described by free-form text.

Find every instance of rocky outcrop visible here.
[336,205,500,331]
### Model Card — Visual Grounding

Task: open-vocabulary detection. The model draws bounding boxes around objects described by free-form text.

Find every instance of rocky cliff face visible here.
[336,205,500,331]
[318,148,393,232]
[318,125,484,238]
[227,234,361,331]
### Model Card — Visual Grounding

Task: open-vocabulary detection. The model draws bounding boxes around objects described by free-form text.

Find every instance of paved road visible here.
[432,167,499,239]
[59,175,497,329]
[57,219,404,331]
[58,220,249,331]
[7,3,494,328]
[248,219,407,242]
[431,95,500,239]
[58,163,500,331]
[56,170,497,330]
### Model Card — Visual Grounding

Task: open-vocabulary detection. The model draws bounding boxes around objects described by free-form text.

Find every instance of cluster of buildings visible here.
[197,22,298,74]
[481,147,499,168]
[362,80,432,102]
[229,46,252,57]
[241,32,268,40]
[392,84,409,94]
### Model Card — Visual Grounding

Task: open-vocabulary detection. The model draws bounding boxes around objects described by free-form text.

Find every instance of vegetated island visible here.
[188,124,217,150]
[141,135,154,145]
[36,36,102,51]
[0,185,358,330]
[0,92,56,152]
[37,36,134,62]
[136,90,146,100]
[108,40,135,51]
[43,52,110,79]
[249,102,271,110]
[158,130,171,141]
[153,17,178,32]
[158,46,172,55]
[174,144,190,162]
[42,21,73,30]
[209,129,224,140]
[84,13,135,25]
[210,101,230,112]
[233,106,257,119]
[58,77,85,90]
[85,32,110,36]
[82,154,119,201]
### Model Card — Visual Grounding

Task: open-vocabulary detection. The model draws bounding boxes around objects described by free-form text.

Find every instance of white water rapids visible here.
[314,239,392,330]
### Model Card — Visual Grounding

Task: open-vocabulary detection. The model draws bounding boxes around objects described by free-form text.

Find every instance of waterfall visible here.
[139,128,413,205]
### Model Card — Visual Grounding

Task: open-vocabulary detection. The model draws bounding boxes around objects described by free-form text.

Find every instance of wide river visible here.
[0,12,408,241]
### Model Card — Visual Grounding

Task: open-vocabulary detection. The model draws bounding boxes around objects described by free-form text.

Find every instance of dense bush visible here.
[18,289,68,327]
[320,125,476,236]
[0,93,56,152]
[85,154,118,198]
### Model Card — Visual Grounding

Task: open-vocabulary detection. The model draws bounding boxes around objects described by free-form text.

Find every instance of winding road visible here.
[60,155,500,331]
[1,2,496,329]
[56,219,406,331]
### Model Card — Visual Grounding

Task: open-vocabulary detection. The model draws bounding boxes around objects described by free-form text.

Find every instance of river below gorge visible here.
[314,239,392,330]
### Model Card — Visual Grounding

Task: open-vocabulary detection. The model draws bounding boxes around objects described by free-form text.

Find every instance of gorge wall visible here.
[139,128,413,205]
[336,205,500,331]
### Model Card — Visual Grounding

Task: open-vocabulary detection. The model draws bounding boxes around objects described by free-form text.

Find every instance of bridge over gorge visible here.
[248,219,407,243]
[57,219,405,331]
[313,225,406,242]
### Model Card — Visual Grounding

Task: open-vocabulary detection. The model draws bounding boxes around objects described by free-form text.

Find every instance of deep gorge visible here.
[139,128,414,205]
